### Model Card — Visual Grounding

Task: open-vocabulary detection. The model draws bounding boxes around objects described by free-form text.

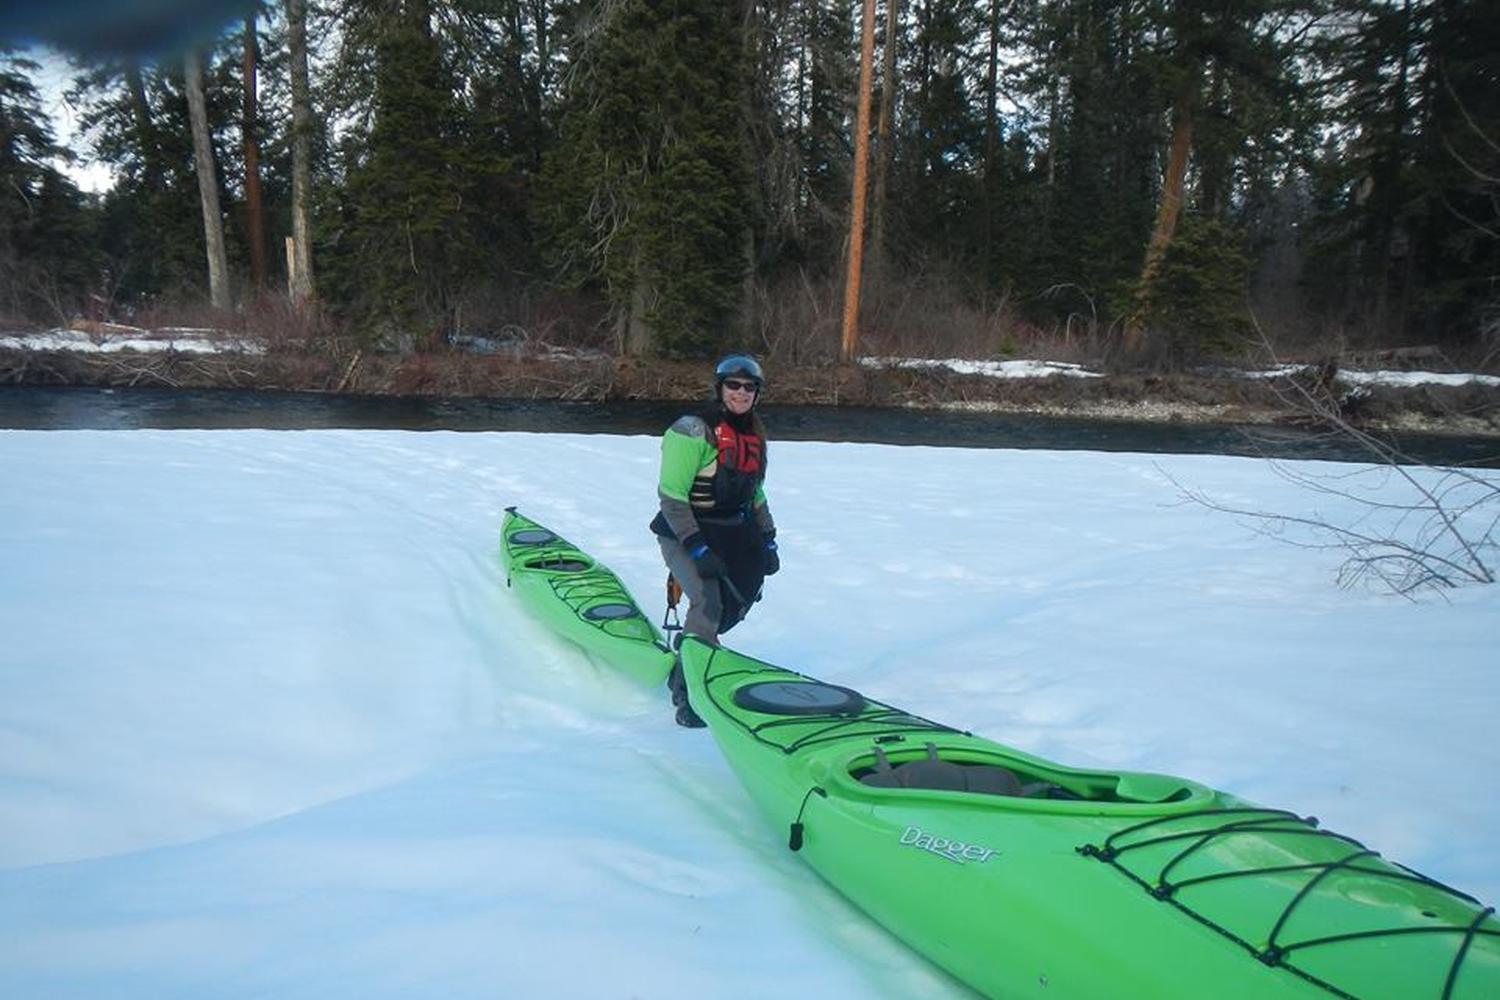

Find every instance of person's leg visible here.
[658,537,718,728]
[658,537,721,642]
[700,519,766,636]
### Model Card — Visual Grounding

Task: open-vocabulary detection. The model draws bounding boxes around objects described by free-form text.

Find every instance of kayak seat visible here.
[858,744,1053,798]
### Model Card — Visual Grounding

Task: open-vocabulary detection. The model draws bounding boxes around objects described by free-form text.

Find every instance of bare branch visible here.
[1164,311,1500,596]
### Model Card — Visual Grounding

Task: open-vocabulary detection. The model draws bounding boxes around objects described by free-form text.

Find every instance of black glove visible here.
[685,535,727,578]
[762,539,780,576]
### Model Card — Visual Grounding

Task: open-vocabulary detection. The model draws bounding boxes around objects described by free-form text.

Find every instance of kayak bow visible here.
[678,636,1500,1000]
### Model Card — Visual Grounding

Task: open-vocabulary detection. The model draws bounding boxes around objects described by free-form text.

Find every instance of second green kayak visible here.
[678,636,1500,1000]
[501,508,674,685]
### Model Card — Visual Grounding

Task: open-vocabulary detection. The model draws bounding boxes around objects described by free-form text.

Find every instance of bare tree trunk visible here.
[288,0,316,304]
[840,0,878,361]
[1128,79,1197,347]
[871,0,900,282]
[185,50,232,311]
[124,62,163,194]
[1144,90,1195,281]
[1044,45,1058,189]
[1372,0,1415,336]
[624,257,653,357]
[738,0,760,345]
[982,0,1000,275]
[242,14,267,292]
[527,0,552,172]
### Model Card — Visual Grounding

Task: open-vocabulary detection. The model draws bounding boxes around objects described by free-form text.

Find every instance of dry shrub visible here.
[128,296,241,336]
[860,275,1111,367]
[748,265,1115,369]
[860,276,1010,360]
[241,296,333,349]
[120,292,347,358]
[749,270,843,365]
[451,282,614,354]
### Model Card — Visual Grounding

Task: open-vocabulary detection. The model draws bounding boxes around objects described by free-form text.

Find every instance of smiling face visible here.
[719,377,759,415]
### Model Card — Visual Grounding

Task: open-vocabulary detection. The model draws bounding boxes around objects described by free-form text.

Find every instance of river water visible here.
[2,385,1496,467]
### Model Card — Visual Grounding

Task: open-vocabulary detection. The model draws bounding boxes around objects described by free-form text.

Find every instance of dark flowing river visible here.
[3,385,1497,467]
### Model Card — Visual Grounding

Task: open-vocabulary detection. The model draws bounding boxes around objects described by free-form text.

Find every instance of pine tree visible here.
[0,49,100,323]
[1033,2,1160,310]
[323,0,474,344]
[68,53,235,302]
[1138,213,1253,363]
[898,0,985,256]
[540,0,752,356]
[1415,0,1500,346]
[1122,0,1320,352]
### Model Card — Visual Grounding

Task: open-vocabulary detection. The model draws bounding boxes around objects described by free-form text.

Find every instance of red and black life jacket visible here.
[689,413,766,517]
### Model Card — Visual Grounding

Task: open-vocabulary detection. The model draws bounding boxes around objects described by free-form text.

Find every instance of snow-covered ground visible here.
[1239,362,1500,389]
[0,327,264,355]
[1,428,1497,999]
[862,355,1105,379]
[859,353,1500,388]
[8,328,1499,390]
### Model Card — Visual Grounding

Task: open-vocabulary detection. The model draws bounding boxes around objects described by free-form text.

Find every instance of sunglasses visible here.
[722,379,760,392]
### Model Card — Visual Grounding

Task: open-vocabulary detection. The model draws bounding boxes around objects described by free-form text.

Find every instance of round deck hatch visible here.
[509,529,558,546]
[583,603,638,621]
[733,681,866,716]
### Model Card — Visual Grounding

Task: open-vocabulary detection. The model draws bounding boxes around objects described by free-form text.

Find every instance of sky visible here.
[1,424,1496,999]
[22,45,116,194]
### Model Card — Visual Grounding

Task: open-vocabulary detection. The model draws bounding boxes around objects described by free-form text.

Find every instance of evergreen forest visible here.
[1,0,1497,369]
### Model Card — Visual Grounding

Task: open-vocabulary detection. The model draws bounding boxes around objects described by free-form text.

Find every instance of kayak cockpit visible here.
[846,742,1209,807]
[523,556,592,572]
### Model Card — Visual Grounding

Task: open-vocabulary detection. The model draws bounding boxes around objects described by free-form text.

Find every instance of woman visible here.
[649,354,780,726]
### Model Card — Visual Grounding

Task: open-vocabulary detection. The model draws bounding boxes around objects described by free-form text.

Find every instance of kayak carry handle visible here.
[789,786,827,852]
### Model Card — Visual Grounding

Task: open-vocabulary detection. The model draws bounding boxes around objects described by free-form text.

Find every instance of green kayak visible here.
[679,636,1500,1000]
[501,508,674,685]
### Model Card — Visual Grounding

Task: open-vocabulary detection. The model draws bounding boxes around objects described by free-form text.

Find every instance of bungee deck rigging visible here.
[1080,809,1500,999]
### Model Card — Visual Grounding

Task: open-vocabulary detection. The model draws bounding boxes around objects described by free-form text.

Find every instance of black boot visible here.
[674,701,706,728]
[666,659,687,708]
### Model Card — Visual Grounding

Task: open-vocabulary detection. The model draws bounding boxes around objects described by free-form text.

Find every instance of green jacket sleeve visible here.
[658,419,711,502]
[657,417,712,543]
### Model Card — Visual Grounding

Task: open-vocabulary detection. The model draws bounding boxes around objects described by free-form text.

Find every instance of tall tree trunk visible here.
[871,0,899,280]
[794,6,809,239]
[288,0,316,303]
[1044,40,1058,189]
[185,51,232,311]
[983,0,1000,279]
[1372,0,1415,335]
[1196,61,1228,218]
[1129,78,1197,346]
[124,62,163,194]
[840,0,877,361]
[242,14,267,291]
[738,0,760,344]
[624,257,653,357]
[528,0,551,172]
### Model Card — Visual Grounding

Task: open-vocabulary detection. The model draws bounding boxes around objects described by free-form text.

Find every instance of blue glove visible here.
[762,539,780,576]
[684,534,727,578]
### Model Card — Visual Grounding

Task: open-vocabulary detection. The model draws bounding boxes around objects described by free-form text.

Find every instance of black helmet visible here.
[714,353,764,389]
